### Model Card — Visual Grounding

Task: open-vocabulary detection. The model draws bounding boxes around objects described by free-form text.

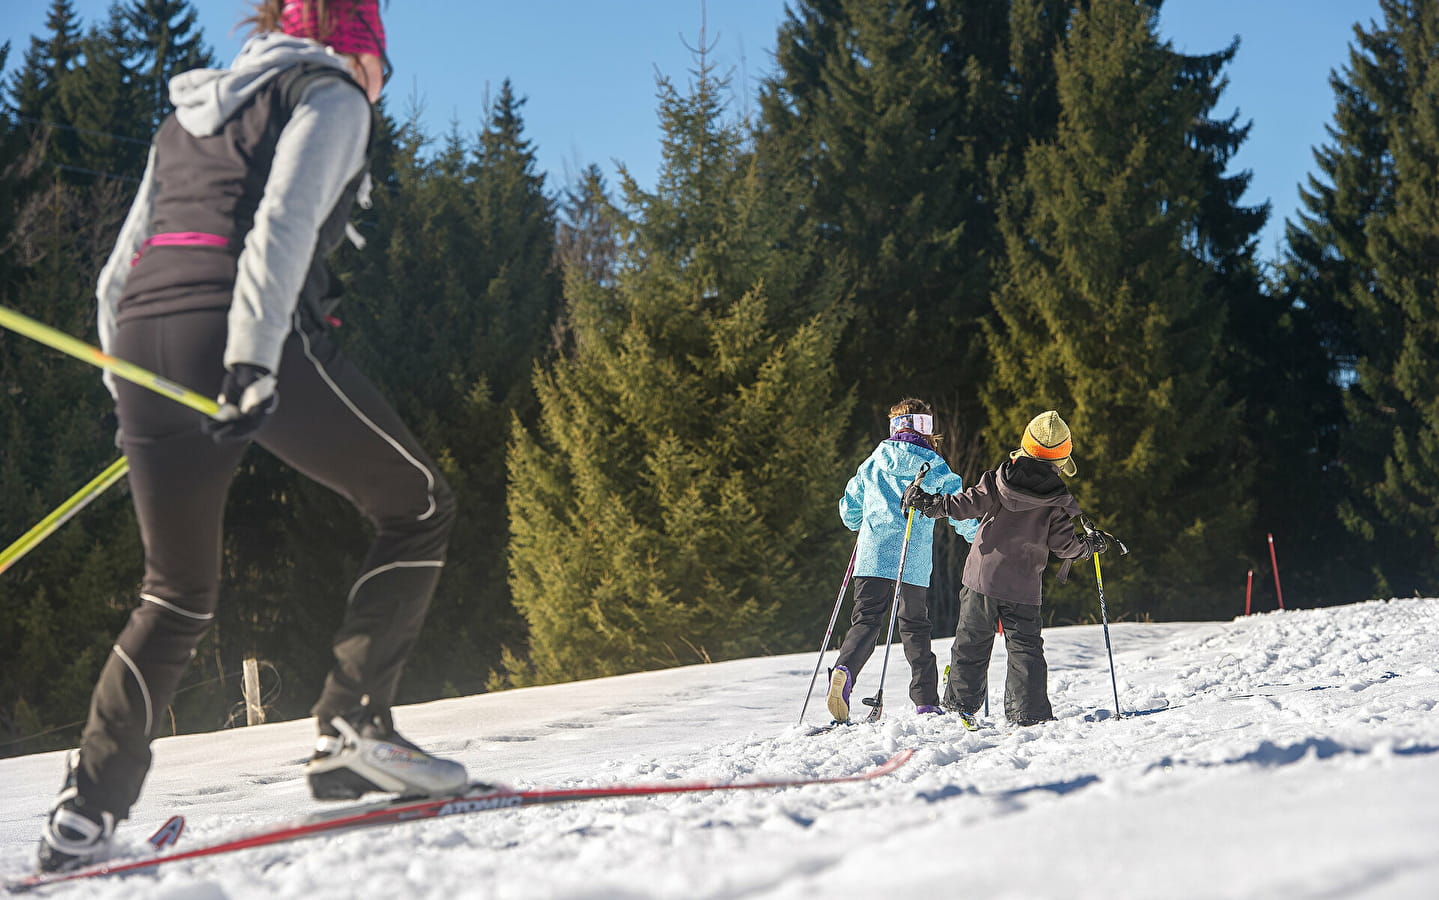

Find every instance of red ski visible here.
[8,749,912,892]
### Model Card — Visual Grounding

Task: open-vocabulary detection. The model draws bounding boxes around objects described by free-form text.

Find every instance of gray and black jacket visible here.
[95,33,374,390]
[932,456,1090,605]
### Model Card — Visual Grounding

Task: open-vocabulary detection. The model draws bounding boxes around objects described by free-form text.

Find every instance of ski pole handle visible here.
[898,461,932,516]
[0,304,219,416]
[1079,514,1129,556]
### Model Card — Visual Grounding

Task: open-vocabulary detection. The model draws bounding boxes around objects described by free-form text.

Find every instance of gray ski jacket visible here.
[931,456,1090,605]
[95,33,372,392]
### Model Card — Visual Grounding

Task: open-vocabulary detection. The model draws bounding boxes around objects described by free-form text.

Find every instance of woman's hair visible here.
[887,397,942,450]
[246,1,371,38]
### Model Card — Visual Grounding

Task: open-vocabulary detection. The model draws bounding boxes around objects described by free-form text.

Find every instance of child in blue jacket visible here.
[828,399,978,721]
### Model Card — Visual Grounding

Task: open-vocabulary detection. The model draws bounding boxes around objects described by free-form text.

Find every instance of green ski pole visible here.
[860,462,931,723]
[0,304,218,416]
[0,304,221,573]
[0,456,130,575]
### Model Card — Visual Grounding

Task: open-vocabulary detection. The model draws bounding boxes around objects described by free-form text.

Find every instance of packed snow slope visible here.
[2,597,1436,899]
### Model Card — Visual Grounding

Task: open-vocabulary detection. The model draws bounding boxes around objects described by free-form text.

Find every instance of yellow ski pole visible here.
[0,456,130,575]
[861,461,931,722]
[0,304,218,416]
[0,304,221,574]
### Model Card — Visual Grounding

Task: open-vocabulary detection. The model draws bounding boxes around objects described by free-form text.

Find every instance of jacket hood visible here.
[995,456,1078,514]
[170,33,353,137]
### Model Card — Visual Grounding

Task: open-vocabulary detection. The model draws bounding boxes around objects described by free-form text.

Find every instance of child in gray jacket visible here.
[902,410,1106,726]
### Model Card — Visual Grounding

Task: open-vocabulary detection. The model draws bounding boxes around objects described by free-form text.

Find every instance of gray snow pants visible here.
[77,309,455,819]
[833,576,940,707]
[942,586,1053,722]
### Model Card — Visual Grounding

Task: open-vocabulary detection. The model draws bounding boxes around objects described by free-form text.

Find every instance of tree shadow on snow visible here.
[915,775,1099,806]
[1145,737,1439,773]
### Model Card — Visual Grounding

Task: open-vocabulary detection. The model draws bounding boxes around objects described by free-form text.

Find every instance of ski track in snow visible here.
[2,597,1436,899]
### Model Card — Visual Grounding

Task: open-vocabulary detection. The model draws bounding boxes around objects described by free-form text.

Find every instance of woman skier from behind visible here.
[38,0,465,874]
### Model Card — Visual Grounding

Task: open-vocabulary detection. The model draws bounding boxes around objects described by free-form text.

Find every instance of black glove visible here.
[1081,530,1109,556]
[901,483,944,518]
[202,363,278,444]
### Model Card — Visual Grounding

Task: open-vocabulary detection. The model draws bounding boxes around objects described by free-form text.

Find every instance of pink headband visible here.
[280,0,386,57]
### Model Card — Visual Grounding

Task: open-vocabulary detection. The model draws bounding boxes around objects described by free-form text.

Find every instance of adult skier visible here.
[38,0,465,873]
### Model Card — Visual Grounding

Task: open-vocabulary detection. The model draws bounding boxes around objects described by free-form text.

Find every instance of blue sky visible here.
[4,1,1382,261]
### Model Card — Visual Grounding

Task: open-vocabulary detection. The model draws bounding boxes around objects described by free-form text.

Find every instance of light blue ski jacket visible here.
[840,439,978,587]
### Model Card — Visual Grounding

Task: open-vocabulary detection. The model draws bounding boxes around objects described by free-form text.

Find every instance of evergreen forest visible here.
[3,0,1437,756]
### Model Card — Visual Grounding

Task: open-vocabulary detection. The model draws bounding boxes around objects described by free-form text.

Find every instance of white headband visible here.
[889,414,934,436]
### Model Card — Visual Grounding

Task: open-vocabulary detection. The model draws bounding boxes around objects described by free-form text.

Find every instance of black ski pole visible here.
[862,462,930,723]
[1080,515,1128,719]
[799,539,858,724]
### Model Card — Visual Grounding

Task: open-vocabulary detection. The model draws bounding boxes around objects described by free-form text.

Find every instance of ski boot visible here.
[36,750,116,873]
[826,665,854,723]
[307,707,467,801]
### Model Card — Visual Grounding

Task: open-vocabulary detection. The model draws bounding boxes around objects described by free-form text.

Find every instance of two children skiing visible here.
[828,406,1106,728]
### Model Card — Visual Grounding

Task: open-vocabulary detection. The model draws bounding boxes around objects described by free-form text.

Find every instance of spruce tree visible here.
[760,0,1000,432]
[1287,0,1439,595]
[56,9,146,180]
[7,0,84,169]
[1169,31,1355,607]
[757,0,1091,624]
[0,42,27,239]
[120,0,215,133]
[983,0,1251,621]
[758,1,1089,434]
[555,164,620,291]
[7,0,82,119]
[505,47,853,685]
[1351,1,1439,594]
[466,81,563,411]
[9,2,212,184]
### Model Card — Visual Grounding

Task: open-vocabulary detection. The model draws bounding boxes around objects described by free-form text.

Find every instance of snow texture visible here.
[2,597,1436,898]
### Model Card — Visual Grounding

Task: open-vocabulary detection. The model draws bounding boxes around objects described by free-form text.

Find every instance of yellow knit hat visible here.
[1010,410,1077,477]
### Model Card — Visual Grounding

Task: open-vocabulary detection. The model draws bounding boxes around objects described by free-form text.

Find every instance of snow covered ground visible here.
[2,596,1436,899]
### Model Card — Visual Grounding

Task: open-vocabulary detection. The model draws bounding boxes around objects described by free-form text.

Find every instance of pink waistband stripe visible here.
[131,232,229,265]
[146,232,229,248]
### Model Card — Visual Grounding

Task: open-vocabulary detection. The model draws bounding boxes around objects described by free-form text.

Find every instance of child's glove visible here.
[902,484,944,518]
[1080,530,1109,556]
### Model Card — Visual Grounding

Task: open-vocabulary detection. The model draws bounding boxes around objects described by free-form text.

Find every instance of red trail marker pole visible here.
[1245,569,1253,616]
[1267,533,1285,610]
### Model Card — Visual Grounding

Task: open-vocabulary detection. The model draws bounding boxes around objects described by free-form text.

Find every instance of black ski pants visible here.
[833,576,939,707]
[943,586,1053,722]
[79,309,455,818]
